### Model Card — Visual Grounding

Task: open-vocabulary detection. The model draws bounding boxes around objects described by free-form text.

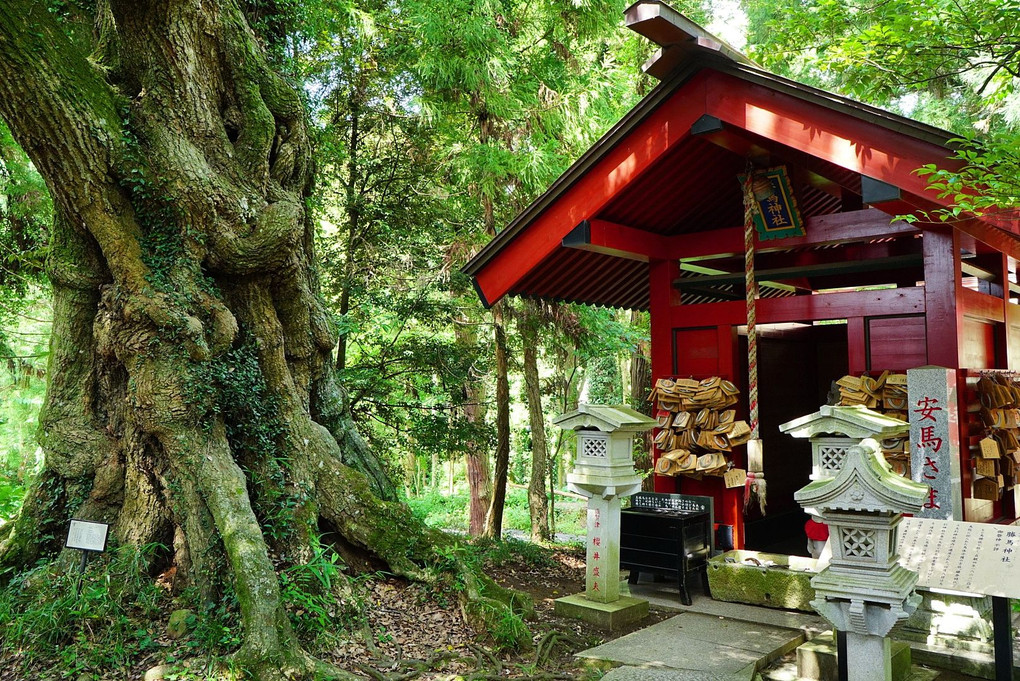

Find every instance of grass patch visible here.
[407,487,587,538]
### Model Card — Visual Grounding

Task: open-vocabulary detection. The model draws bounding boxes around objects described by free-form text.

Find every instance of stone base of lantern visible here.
[554,593,648,630]
[797,631,912,681]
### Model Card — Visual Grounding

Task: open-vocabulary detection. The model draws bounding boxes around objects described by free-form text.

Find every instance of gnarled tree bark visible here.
[0,1,525,677]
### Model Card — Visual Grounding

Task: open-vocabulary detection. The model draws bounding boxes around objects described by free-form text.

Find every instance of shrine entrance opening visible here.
[671,321,848,554]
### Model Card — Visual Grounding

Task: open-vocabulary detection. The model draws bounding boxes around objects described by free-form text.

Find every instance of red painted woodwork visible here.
[922,229,962,368]
[703,72,959,204]
[674,209,919,264]
[955,218,1020,261]
[1007,303,1020,368]
[674,328,724,376]
[650,257,679,497]
[847,317,866,374]
[649,258,680,379]
[960,287,1005,324]
[668,327,744,548]
[960,318,996,369]
[574,219,668,262]
[472,72,712,306]
[867,316,927,371]
[668,286,925,328]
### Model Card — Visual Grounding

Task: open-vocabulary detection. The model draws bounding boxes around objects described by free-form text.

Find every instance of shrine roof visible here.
[462,2,1020,311]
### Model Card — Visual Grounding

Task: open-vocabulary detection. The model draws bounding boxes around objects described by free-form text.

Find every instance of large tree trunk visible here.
[484,299,511,539]
[454,318,492,536]
[520,303,550,543]
[0,2,522,677]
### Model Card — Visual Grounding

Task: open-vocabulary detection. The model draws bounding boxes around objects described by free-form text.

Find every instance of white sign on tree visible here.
[65,519,110,553]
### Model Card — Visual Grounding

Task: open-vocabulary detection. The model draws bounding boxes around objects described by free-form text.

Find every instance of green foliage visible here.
[408,487,586,537]
[746,0,1020,130]
[744,0,1020,221]
[471,535,555,570]
[279,538,362,646]
[0,123,50,297]
[0,544,169,677]
[0,288,48,527]
[911,129,1020,221]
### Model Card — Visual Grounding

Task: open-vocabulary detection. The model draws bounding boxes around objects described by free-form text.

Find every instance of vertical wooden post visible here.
[649,258,679,493]
[847,317,867,374]
[649,258,679,380]
[718,324,744,549]
[922,228,962,368]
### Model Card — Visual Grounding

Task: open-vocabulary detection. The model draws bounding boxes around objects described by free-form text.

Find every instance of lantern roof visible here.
[553,404,658,433]
[779,405,908,440]
[794,439,928,514]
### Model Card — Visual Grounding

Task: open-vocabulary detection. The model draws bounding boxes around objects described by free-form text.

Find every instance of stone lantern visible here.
[552,404,656,629]
[780,405,909,481]
[794,438,928,681]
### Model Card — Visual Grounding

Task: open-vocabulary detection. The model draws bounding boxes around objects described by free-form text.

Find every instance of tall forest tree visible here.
[746,0,1020,221]
[0,2,525,678]
[406,0,643,538]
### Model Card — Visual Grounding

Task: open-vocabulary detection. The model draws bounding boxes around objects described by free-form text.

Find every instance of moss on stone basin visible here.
[707,550,819,612]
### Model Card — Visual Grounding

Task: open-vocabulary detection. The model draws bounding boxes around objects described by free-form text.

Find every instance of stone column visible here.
[584,495,620,603]
[907,366,962,520]
[845,633,892,681]
[550,404,656,629]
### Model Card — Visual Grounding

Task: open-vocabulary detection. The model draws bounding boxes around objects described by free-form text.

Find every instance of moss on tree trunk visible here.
[0,1,529,677]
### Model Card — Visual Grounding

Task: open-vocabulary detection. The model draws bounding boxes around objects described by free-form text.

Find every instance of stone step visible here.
[906,639,1020,681]
[577,611,805,679]
[601,666,755,681]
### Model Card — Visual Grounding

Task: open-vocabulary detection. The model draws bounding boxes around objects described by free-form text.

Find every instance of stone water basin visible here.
[707,550,819,612]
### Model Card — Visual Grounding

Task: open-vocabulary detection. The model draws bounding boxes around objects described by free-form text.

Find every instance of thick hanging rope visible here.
[742,168,766,515]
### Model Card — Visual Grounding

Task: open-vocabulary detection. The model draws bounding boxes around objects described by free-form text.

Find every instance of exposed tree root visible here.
[534,629,585,667]
[0,1,536,679]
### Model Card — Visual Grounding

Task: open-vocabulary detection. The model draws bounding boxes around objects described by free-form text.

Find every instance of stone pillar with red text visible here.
[907,366,962,520]
[584,497,621,603]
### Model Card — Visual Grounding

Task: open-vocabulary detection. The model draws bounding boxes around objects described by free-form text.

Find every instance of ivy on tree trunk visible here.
[0,1,525,677]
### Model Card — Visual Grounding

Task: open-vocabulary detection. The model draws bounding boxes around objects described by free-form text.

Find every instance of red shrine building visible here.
[463,1,1020,549]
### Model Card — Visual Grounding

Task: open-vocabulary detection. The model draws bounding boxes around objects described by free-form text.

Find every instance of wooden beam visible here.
[562,219,668,262]
[705,72,959,205]
[683,237,923,285]
[675,208,920,262]
[650,258,680,379]
[669,286,925,327]
[960,287,1005,323]
[673,253,922,289]
[922,228,961,368]
[848,317,867,373]
[952,218,1020,261]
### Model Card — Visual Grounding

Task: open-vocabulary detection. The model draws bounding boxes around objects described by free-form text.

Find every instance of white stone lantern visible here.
[552,404,656,629]
[794,438,928,681]
[780,405,908,480]
[555,404,652,498]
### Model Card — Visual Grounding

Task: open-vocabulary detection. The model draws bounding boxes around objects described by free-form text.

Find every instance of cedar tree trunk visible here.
[484,299,511,539]
[0,2,524,678]
[520,303,549,543]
